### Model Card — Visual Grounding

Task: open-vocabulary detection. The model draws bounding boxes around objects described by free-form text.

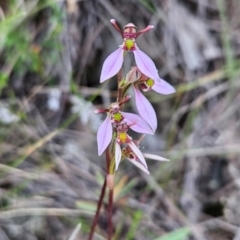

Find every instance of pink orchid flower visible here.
[114,128,169,172]
[118,145,169,173]
[115,140,147,171]
[114,122,150,171]
[126,66,176,94]
[126,67,176,132]
[96,102,154,156]
[100,19,158,83]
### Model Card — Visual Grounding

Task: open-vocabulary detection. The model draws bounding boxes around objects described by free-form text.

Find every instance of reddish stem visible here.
[107,148,112,174]
[88,178,107,240]
[108,188,114,240]
[90,65,121,238]
[117,69,123,103]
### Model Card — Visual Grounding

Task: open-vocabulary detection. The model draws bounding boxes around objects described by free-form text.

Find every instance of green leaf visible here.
[137,0,155,13]
[76,200,96,212]
[0,73,9,91]
[154,227,190,240]
[126,210,143,240]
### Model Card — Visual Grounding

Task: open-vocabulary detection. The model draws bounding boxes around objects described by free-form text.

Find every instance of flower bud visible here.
[126,67,141,83]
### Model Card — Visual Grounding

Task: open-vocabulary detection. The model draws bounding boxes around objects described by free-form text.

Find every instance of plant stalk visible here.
[117,68,123,103]
[88,177,107,240]
[108,188,114,240]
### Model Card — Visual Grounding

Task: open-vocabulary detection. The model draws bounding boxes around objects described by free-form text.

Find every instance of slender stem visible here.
[106,68,124,239]
[118,68,122,84]
[88,178,107,240]
[106,145,114,239]
[106,146,111,174]
[108,188,114,240]
[117,68,123,103]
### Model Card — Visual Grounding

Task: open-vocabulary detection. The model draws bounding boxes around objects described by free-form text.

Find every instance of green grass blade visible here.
[154,227,190,240]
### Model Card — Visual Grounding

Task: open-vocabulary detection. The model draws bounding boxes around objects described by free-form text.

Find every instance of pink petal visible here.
[97,115,112,156]
[121,112,154,134]
[128,141,148,169]
[115,141,122,171]
[133,86,157,132]
[133,48,159,81]
[142,153,169,161]
[100,48,124,83]
[127,158,149,174]
[152,78,176,95]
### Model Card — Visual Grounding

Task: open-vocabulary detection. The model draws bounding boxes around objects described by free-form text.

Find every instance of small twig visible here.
[156,144,240,159]
[201,218,238,234]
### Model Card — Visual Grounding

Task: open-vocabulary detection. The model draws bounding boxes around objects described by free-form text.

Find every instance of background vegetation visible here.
[0,0,240,239]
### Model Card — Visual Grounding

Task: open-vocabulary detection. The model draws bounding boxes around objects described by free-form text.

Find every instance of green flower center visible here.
[113,112,123,122]
[125,39,134,51]
[146,78,154,87]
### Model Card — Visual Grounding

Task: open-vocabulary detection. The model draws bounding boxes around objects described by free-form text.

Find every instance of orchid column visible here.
[89,19,175,240]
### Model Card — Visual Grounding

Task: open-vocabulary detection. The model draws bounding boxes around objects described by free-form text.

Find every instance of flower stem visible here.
[88,177,107,240]
[117,68,123,103]
[108,188,114,240]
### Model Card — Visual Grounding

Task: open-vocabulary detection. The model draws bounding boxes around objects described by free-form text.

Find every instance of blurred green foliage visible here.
[154,227,190,240]
[0,0,63,92]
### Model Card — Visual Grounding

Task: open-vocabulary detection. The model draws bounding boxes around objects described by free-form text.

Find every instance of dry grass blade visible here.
[0,164,38,179]
[0,208,93,219]
[20,129,61,157]
[68,223,82,240]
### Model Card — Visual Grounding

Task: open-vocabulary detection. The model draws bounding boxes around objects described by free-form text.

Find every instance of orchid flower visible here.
[114,122,148,171]
[117,145,169,173]
[125,67,176,132]
[96,101,153,156]
[126,66,176,94]
[100,19,158,83]
[114,130,169,172]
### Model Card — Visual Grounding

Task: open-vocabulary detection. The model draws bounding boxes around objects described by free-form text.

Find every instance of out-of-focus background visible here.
[0,0,240,239]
